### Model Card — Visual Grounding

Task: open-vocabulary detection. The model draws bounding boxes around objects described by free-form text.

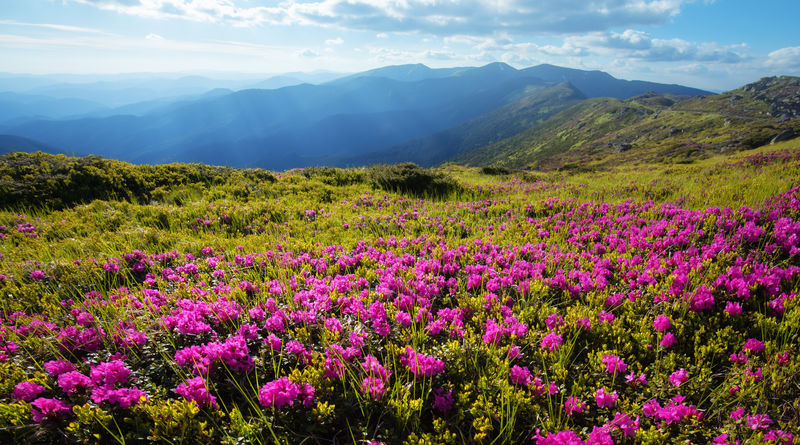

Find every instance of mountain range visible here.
[3,63,796,170]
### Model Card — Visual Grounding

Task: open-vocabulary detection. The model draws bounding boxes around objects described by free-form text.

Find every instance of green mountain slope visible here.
[342,81,586,167]
[457,76,800,169]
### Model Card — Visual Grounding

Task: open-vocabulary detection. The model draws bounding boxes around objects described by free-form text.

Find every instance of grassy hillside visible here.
[459,76,800,170]
[0,143,798,444]
[346,82,585,167]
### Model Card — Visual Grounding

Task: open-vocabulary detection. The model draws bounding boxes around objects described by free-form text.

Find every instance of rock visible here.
[771,129,796,144]
[614,143,632,152]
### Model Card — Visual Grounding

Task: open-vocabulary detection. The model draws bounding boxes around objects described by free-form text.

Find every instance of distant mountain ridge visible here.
[457,76,800,170]
[0,62,716,169]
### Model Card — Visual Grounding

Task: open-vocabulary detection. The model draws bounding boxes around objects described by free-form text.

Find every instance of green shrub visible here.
[366,163,462,198]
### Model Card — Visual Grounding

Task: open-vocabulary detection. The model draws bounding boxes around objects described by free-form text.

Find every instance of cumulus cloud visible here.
[766,46,800,69]
[564,30,747,63]
[325,37,344,45]
[71,0,691,34]
[297,48,320,58]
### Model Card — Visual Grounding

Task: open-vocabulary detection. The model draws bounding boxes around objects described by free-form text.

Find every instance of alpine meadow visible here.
[1,0,800,444]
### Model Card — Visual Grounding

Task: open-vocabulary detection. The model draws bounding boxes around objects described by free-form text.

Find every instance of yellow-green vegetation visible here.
[458,76,800,170]
[0,142,798,444]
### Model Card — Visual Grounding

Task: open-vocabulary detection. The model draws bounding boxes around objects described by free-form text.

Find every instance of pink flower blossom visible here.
[13,381,45,401]
[669,368,688,387]
[90,360,131,386]
[601,354,628,375]
[433,389,453,413]
[533,429,584,444]
[729,407,745,419]
[745,413,772,430]
[399,347,444,377]
[361,377,386,400]
[564,396,586,416]
[595,387,618,408]
[259,377,300,408]
[660,332,677,349]
[725,301,743,316]
[324,317,343,333]
[541,331,563,352]
[175,376,218,408]
[91,386,147,408]
[43,359,75,377]
[58,371,92,395]
[653,314,671,332]
[30,397,72,423]
[509,365,533,387]
[743,338,765,354]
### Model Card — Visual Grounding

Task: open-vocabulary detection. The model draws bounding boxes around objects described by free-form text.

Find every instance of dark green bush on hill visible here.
[0,152,276,209]
[480,165,513,175]
[367,163,462,198]
[299,166,366,186]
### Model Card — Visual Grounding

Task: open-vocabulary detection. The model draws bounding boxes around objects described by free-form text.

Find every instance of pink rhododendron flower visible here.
[660,332,677,348]
[175,376,218,408]
[742,338,765,353]
[625,372,648,386]
[361,376,386,400]
[595,387,618,408]
[745,413,772,430]
[725,301,743,316]
[533,429,584,444]
[598,311,615,324]
[433,389,453,413]
[713,433,740,445]
[91,386,147,408]
[669,368,688,387]
[13,381,45,401]
[399,347,444,377]
[730,407,745,419]
[58,371,92,395]
[541,331,563,351]
[258,377,300,408]
[43,359,75,377]
[30,397,72,423]
[653,314,671,332]
[564,396,586,416]
[507,344,521,360]
[601,354,628,375]
[29,270,46,281]
[509,365,533,387]
[545,313,564,330]
[90,360,131,386]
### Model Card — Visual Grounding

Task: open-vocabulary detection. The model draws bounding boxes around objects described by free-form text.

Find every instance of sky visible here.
[1,0,799,91]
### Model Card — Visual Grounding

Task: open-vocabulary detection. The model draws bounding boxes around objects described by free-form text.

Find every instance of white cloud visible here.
[71,0,692,35]
[0,19,109,34]
[145,33,165,41]
[766,46,800,69]
[298,48,320,58]
[325,37,344,45]
[563,30,747,63]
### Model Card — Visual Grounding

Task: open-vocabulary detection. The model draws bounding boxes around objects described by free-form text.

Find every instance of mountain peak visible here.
[481,62,516,71]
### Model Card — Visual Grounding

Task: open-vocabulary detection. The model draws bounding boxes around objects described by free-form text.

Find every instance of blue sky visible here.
[1,0,799,91]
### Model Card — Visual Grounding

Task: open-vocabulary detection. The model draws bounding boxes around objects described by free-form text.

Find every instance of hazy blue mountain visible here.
[81,88,235,118]
[2,63,713,169]
[24,76,245,107]
[521,64,710,98]
[0,92,108,123]
[0,134,75,155]
[329,63,466,84]
[248,71,346,89]
[346,82,586,167]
